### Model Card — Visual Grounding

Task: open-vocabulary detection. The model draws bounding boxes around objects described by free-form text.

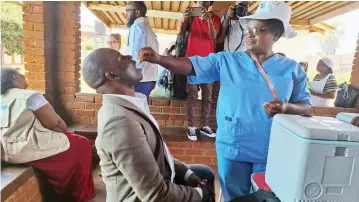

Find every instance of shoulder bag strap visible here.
[247,52,279,102]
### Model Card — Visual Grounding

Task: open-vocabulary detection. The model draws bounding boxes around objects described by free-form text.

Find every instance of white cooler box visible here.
[266,114,359,202]
[336,112,359,126]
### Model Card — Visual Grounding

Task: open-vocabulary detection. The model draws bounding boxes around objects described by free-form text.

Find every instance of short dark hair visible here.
[132,1,147,17]
[1,67,18,94]
[266,19,285,37]
[82,49,109,89]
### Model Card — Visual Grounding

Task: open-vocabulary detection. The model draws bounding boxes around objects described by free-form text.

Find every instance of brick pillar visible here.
[23,2,81,123]
[23,2,46,93]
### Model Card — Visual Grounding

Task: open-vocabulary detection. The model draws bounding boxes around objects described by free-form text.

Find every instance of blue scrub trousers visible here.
[217,152,267,202]
[135,81,156,103]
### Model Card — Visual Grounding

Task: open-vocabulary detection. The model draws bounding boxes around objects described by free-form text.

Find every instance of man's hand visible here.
[263,101,289,117]
[187,173,202,187]
[226,6,236,19]
[138,47,161,64]
[201,12,213,22]
[199,180,215,202]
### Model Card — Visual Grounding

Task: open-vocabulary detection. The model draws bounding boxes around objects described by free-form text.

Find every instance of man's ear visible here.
[135,10,141,18]
[105,72,121,81]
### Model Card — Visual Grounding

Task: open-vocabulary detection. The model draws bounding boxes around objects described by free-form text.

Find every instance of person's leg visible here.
[199,83,215,137]
[135,81,156,103]
[27,131,95,202]
[217,153,253,202]
[187,84,199,141]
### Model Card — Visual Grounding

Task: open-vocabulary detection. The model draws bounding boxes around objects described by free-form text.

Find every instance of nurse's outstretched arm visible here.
[139,47,221,84]
[139,47,195,76]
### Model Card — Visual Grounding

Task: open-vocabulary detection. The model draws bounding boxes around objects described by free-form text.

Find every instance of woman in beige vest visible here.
[0,67,95,201]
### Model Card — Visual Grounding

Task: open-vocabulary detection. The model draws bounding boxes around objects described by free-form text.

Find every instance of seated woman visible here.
[309,57,338,106]
[0,67,95,202]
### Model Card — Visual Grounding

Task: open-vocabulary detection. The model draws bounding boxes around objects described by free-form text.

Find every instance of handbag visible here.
[175,17,193,57]
[334,82,359,108]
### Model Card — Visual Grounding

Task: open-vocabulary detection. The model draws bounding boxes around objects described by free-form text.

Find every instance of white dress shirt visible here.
[125,17,159,82]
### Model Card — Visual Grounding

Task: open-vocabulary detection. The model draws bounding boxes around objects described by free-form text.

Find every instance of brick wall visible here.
[23,1,46,94]
[4,176,43,202]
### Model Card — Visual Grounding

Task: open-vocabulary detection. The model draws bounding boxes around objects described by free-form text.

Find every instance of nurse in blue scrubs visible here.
[140,2,312,201]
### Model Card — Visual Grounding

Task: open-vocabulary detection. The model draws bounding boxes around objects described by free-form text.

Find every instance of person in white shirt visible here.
[125,1,159,103]
[81,48,215,202]
[217,1,249,52]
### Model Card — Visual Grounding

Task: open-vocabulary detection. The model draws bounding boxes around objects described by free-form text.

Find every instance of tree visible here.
[314,22,345,55]
[1,1,24,56]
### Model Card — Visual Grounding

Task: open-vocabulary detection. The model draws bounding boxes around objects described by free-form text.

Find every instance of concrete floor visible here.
[88,165,223,202]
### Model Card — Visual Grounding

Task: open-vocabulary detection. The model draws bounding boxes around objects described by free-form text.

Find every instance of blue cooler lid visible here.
[273,114,359,142]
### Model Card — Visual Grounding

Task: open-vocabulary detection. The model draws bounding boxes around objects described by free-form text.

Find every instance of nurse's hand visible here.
[263,101,288,117]
[139,47,161,64]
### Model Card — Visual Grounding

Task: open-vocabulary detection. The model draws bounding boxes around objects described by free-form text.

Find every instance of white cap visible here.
[239,1,297,39]
[320,57,335,69]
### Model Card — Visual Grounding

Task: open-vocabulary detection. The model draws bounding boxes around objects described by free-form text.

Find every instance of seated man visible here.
[82,48,215,202]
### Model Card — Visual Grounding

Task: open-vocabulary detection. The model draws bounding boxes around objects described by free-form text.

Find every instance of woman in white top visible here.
[107,33,121,51]
[0,67,95,201]
[309,57,338,106]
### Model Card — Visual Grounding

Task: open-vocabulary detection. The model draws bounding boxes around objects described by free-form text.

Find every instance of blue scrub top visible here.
[188,52,311,163]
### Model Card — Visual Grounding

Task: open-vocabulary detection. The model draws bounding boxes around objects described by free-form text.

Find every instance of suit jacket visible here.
[96,94,202,202]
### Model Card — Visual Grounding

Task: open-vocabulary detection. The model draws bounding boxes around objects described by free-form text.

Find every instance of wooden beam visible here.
[291,1,326,19]
[110,24,179,35]
[299,1,338,20]
[290,19,310,27]
[249,2,260,13]
[308,26,325,34]
[87,3,183,20]
[309,1,359,25]
[314,23,336,32]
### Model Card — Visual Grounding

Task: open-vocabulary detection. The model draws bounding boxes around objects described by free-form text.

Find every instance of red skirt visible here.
[27,131,95,202]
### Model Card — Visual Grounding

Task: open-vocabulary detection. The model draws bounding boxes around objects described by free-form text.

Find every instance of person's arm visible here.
[201,13,219,40]
[310,91,336,99]
[208,18,217,40]
[217,16,229,44]
[140,47,221,85]
[179,8,192,34]
[286,64,312,114]
[106,116,203,202]
[312,75,338,99]
[264,64,312,116]
[34,104,68,133]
